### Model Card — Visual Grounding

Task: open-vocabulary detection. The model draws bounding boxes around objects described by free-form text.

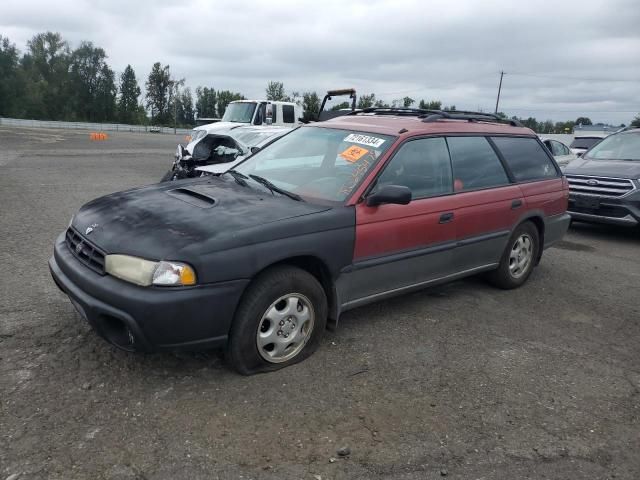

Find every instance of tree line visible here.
[2,32,639,130]
[0,32,244,127]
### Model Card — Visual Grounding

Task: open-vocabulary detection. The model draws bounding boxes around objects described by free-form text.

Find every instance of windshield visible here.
[584,132,640,161]
[233,129,286,147]
[234,126,395,203]
[222,102,257,123]
[570,137,602,149]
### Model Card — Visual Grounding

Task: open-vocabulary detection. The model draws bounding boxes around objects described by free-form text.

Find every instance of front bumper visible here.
[49,233,248,352]
[568,192,640,227]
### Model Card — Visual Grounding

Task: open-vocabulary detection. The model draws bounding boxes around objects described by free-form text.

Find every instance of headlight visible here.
[152,261,196,286]
[104,255,196,287]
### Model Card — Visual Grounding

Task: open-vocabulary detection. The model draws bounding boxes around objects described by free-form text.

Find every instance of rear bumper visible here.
[49,233,248,352]
[568,192,640,227]
[543,212,571,248]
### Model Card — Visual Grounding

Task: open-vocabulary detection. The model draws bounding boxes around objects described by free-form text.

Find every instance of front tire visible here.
[487,221,540,289]
[226,266,327,375]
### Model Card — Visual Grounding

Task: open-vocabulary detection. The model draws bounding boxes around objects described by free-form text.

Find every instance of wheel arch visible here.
[515,213,545,264]
[242,255,339,330]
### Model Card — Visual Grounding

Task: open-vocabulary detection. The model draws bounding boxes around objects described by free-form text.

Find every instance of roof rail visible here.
[350,107,523,127]
[422,110,523,127]
[350,107,442,116]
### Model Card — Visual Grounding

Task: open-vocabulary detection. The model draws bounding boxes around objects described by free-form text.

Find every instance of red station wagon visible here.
[50,109,570,374]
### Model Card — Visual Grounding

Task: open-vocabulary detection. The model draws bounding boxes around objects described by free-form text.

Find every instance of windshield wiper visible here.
[224,169,249,186]
[248,174,303,201]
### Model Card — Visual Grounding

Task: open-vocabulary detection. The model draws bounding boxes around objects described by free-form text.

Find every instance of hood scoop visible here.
[167,186,217,208]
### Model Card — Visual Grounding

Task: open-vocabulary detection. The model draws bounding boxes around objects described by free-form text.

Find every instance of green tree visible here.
[357,93,376,109]
[374,99,389,108]
[301,91,320,121]
[145,62,172,124]
[118,65,141,124]
[265,81,287,101]
[22,31,70,119]
[402,96,415,108]
[629,115,640,128]
[174,87,195,126]
[443,105,456,111]
[217,90,245,117]
[68,41,116,121]
[195,86,217,118]
[330,101,351,111]
[0,36,21,116]
[418,99,442,110]
[575,117,592,126]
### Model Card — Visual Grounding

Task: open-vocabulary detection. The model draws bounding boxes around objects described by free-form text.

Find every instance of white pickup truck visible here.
[197,100,303,133]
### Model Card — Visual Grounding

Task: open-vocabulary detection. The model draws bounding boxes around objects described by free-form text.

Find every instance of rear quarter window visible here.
[491,136,559,182]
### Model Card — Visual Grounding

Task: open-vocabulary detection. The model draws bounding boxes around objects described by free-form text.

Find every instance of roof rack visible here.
[351,107,441,116]
[421,110,523,127]
[349,107,523,127]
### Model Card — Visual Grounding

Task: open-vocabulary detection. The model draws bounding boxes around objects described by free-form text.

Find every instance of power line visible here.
[507,71,640,83]
[501,107,639,113]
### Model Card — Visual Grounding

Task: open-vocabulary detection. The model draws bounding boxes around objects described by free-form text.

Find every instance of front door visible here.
[343,137,457,305]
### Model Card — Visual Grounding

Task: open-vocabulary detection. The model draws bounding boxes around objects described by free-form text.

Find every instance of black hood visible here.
[564,157,640,179]
[72,177,330,260]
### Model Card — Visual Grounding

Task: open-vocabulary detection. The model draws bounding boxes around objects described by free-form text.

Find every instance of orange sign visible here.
[339,145,369,163]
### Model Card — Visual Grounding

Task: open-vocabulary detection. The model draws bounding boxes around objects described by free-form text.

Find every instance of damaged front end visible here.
[161,133,247,182]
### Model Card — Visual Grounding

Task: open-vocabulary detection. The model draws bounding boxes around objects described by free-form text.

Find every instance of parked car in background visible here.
[540,137,577,167]
[570,135,605,156]
[49,109,569,374]
[565,128,640,227]
[161,125,289,181]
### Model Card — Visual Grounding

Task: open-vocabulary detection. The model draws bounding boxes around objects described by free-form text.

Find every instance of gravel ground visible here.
[1,126,639,480]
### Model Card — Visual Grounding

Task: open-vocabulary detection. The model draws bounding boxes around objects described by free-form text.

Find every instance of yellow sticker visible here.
[340,145,370,163]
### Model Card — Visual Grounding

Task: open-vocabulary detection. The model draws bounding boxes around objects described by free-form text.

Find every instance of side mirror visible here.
[250,146,261,154]
[365,184,412,207]
[577,152,583,157]
[265,117,273,125]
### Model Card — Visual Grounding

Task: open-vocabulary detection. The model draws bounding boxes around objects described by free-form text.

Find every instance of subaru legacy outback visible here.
[50,109,570,374]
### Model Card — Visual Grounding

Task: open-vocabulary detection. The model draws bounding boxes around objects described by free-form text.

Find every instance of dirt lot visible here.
[1,126,639,480]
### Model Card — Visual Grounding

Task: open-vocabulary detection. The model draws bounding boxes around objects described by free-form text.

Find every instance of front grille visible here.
[568,203,631,218]
[65,227,106,274]
[566,175,635,197]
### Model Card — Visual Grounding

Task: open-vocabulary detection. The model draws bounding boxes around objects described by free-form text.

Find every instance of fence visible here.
[0,117,192,135]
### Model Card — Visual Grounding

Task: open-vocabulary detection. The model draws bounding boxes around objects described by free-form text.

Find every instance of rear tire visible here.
[487,221,540,290]
[226,266,327,375]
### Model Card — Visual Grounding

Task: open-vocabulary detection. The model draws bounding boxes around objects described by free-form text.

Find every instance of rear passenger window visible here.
[377,137,452,198]
[282,105,295,123]
[446,136,509,191]
[492,137,558,181]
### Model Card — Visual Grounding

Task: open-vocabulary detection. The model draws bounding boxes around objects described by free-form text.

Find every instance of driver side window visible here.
[376,137,453,199]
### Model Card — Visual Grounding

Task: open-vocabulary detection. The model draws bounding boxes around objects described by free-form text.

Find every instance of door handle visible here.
[439,212,454,224]
[511,199,523,209]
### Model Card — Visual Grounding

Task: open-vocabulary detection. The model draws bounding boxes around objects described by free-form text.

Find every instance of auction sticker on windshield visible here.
[344,133,386,148]
[340,145,370,163]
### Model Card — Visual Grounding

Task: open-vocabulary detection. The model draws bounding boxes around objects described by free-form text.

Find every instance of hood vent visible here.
[167,187,217,208]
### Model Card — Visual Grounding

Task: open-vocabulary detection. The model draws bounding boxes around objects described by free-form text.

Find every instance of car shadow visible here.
[568,221,639,244]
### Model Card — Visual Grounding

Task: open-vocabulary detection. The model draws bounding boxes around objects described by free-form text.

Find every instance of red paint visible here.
[341,116,567,262]
[354,195,455,260]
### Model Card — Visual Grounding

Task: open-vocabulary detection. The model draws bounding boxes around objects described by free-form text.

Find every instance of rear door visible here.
[490,136,566,247]
[345,137,457,305]
[445,136,524,271]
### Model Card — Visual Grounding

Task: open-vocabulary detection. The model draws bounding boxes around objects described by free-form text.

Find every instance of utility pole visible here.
[173,83,178,135]
[494,71,504,114]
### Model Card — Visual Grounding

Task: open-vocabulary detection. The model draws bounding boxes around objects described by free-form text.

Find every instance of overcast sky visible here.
[2,0,639,124]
